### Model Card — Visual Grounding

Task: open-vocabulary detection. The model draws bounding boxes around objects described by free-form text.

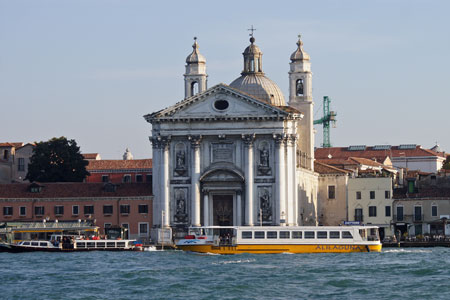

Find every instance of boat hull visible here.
[177,243,382,254]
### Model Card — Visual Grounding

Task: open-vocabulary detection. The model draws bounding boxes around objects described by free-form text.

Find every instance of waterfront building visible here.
[145,35,319,239]
[316,144,446,173]
[393,171,450,237]
[0,182,153,241]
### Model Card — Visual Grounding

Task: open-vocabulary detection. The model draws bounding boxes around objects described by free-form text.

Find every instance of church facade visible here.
[145,35,319,238]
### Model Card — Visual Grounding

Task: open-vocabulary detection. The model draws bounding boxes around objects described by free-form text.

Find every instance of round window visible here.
[214,100,229,111]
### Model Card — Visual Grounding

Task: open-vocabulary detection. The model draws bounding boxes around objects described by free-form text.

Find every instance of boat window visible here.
[77,242,86,248]
[254,231,265,239]
[242,231,253,239]
[23,242,30,245]
[267,231,277,239]
[97,242,105,248]
[342,231,353,239]
[39,242,48,247]
[117,242,126,248]
[31,242,39,246]
[107,242,116,248]
[317,231,327,239]
[292,231,302,239]
[330,231,340,239]
[280,231,290,239]
[304,231,315,239]
[87,242,95,248]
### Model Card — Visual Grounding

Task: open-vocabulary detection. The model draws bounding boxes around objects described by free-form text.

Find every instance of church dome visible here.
[229,36,286,106]
[230,74,286,106]
[186,37,206,64]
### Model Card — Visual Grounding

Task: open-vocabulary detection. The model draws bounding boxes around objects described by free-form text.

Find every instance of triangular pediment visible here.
[145,84,300,123]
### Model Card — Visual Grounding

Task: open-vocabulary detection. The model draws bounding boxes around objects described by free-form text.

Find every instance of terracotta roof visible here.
[348,157,383,168]
[316,158,358,166]
[314,161,350,175]
[315,145,444,161]
[394,187,450,199]
[0,182,152,198]
[86,159,152,170]
[0,142,23,148]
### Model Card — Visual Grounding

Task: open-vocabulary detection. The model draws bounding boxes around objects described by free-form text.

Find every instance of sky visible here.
[1,0,449,159]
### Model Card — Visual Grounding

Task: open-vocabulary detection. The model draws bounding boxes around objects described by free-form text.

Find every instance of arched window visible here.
[191,81,198,96]
[296,79,304,96]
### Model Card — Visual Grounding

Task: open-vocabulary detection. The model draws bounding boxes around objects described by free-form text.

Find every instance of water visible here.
[1,248,450,300]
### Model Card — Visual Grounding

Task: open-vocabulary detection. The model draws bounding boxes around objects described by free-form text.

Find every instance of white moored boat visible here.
[176,226,382,254]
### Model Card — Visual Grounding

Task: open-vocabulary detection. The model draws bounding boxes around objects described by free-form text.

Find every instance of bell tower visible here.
[184,37,207,98]
[288,35,314,171]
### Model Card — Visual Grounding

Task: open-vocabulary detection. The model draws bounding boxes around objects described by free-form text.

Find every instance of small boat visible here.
[0,239,143,253]
[176,226,382,254]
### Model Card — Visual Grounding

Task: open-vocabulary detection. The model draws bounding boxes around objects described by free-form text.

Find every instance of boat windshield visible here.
[359,228,380,241]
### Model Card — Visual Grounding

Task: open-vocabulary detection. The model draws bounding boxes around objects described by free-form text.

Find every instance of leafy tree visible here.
[443,156,450,170]
[26,137,90,182]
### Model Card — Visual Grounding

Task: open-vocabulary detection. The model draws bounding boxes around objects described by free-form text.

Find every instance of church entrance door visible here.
[213,194,233,226]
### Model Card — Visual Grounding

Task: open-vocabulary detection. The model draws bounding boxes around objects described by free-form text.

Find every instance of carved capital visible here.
[188,135,202,148]
[273,133,286,145]
[241,134,255,147]
[150,135,171,149]
[286,134,297,146]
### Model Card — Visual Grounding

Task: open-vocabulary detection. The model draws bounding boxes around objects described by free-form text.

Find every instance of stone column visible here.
[150,136,162,226]
[160,136,171,227]
[286,134,297,226]
[242,134,255,226]
[203,192,209,226]
[274,134,286,226]
[236,191,242,226]
[189,135,202,226]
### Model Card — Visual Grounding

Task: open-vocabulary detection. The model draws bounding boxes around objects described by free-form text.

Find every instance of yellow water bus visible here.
[176,226,382,254]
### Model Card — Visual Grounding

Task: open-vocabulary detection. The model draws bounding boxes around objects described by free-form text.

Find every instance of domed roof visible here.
[186,37,206,64]
[230,74,286,106]
[229,36,286,106]
[290,35,310,62]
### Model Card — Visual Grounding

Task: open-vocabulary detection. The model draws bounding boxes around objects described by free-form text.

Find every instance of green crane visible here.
[313,96,337,148]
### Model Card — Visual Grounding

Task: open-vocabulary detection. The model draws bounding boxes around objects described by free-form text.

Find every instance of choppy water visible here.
[1,248,450,300]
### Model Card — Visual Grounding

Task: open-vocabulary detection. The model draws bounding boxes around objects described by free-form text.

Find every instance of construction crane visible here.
[313,96,337,148]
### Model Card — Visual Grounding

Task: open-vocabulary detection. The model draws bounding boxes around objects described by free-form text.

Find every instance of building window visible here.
[385,206,391,217]
[136,174,143,183]
[432,205,438,217]
[20,206,26,216]
[369,206,377,217]
[355,208,363,222]
[3,150,8,160]
[138,204,148,214]
[103,205,113,215]
[54,206,64,216]
[120,204,130,215]
[139,222,149,236]
[102,175,109,183]
[146,174,152,183]
[18,158,25,171]
[123,175,131,183]
[396,206,404,221]
[356,191,361,200]
[370,191,375,199]
[3,207,13,216]
[385,191,390,199]
[72,205,79,215]
[328,186,335,199]
[104,223,112,229]
[84,205,94,215]
[35,206,45,216]
[415,224,422,235]
[414,206,422,221]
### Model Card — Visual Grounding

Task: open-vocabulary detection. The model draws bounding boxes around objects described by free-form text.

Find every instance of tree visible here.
[443,156,450,170]
[26,137,90,182]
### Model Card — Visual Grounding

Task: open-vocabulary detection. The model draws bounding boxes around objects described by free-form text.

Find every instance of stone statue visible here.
[176,150,185,169]
[176,192,185,215]
[260,189,272,222]
[260,147,269,167]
